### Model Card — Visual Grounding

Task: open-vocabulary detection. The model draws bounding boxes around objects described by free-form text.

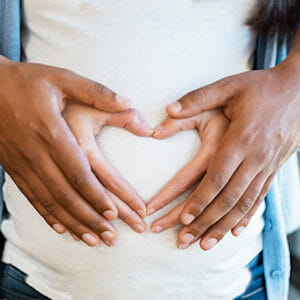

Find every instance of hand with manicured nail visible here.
[150,55,300,250]
[147,109,229,249]
[0,55,143,247]
[63,102,152,246]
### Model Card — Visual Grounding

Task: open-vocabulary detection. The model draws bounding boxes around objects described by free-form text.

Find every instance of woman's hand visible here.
[146,109,229,246]
[63,102,153,244]
[0,55,141,247]
[158,59,300,250]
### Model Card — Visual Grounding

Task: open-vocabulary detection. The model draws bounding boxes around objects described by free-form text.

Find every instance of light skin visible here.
[148,28,300,250]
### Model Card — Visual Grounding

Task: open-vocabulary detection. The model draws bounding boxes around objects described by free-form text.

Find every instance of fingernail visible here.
[100,231,115,244]
[181,233,194,244]
[147,208,156,216]
[202,238,217,250]
[153,126,163,137]
[152,225,163,233]
[52,223,66,234]
[234,226,245,236]
[178,243,189,250]
[103,210,117,220]
[182,213,195,225]
[70,232,80,241]
[133,223,145,233]
[168,102,182,113]
[115,95,131,106]
[81,233,99,246]
[138,209,146,218]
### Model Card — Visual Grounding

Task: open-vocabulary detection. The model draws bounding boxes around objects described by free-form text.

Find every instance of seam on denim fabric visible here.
[240,287,264,299]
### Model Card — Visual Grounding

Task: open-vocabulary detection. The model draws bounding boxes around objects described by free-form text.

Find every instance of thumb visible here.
[166,78,235,119]
[106,109,154,137]
[152,116,197,140]
[58,68,131,112]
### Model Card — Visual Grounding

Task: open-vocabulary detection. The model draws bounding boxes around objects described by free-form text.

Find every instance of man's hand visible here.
[146,110,229,247]
[63,103,153,241]
[0,55,144,247]
[160,59,300,250]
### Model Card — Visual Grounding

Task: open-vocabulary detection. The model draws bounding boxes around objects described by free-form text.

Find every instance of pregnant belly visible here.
[97,126,201,202]
[2,128,264,299]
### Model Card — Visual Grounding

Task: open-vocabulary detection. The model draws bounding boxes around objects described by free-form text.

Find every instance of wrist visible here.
[0,55,9,64]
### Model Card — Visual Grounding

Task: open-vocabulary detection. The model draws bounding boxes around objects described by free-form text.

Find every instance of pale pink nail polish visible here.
[147,208,156,216]
[103,210,117,220]
[234,226,245,236]
[182,213,195,225]
[152,226,163,233]
[133,223,146,233]
[178,243,189,250]
[202,238,217,250]
[52,223,65,234]
[81,233,98,246]
[168,102,182,113]
[181,233,194,244]
[115,95,131,105]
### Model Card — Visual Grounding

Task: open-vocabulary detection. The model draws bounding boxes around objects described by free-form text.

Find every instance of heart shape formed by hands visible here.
[64,102,229,247]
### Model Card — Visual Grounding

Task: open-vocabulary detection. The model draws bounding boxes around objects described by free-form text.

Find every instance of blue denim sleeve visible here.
[0,0,21,61]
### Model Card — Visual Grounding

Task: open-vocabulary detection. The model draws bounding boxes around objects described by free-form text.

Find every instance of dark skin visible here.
[148,28,300,250]
[0,56,148,247]
[1,28,299,250]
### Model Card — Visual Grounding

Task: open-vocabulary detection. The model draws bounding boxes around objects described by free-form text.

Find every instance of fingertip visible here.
[180,213,195,225]
[232,225,245,237]
[139,124,154,137]
[137,209,146,218]
[52,223,66,234]
[152,125,165,139]
[100,230,117,247]
[103,209,118,220]
[115,95,131,108]
[81,233,100,247]
[133,223,146,233]
[166,102,182,115]
[146,207,156,216]
[200,237,218,251]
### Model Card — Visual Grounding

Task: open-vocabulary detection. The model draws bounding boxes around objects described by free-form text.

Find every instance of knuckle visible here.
[189,200,204,215]
[239,126,258,147]
[254,148,271,164]
[215,226,229,236]
[211,174,227,190]
[55,191,73,206]
[41,209,52,219]
[40,199,57,213]
[190,222,207,236]
[70,171,88,188]
[89,218,104,230]
[89,81,105,96]
[188,90,203,106]
[238,197,254,214]
[221,194,238,210]
[68,222,82,233]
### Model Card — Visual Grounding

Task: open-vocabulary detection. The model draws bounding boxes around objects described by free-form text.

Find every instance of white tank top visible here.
[2,1,265,299]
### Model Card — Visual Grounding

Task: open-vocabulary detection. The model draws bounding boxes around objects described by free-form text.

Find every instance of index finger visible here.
[46,117,118,219]
[180,127,244,225]
[55,68,131,112]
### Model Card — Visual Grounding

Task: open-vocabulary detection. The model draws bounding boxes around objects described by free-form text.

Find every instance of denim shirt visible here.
[0,1,300,300]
